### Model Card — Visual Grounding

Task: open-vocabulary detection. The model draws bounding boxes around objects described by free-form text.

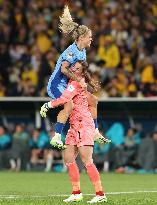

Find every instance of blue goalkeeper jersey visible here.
[47,42,86,99]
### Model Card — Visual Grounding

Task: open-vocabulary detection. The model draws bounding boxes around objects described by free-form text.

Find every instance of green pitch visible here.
[0,172,157,205]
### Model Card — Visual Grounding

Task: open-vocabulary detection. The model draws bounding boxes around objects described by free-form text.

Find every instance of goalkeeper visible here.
[40,61,108,203]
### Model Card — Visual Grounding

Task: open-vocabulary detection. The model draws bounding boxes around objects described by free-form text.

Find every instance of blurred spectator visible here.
[151,45,157,78]
[20,78,36,96]
[141,57,155,84]
[115,128,141,172]
[21,64,38,86]
[105,122,125,170]
[29,128,49,165]
[9,124,30,171]
[0,126,11,169]
[105,122,125,146]
[97,35,120,81]
[0,80,6,96]
[137,132,157,173]
[45,129,64,172]
[93,141,110,172]
[0,126,11,150]
[98,35,120,69]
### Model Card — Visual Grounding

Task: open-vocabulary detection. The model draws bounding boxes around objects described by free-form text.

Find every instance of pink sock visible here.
[66,162,80,193]
[85,163,104,195]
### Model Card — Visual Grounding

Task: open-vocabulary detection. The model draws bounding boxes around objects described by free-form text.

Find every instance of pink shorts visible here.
[65,125,95,147]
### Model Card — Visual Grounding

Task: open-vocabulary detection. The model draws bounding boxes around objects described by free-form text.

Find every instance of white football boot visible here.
[50,133,66,150]
[63,193,83,202]
[87,195,107,203]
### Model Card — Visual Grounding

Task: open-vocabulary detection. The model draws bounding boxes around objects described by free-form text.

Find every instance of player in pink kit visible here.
[50,78,95,148]
[40,61,107,203]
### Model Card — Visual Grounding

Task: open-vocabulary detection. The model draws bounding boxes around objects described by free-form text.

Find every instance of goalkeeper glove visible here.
[40,102,52,118]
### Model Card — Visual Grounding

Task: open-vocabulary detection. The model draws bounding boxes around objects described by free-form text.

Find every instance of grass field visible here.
[0,172,157,205]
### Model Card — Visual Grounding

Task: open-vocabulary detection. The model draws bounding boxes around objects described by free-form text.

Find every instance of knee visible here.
[83,160,93,167]
[64,155,75,164]
[81,156,93,166]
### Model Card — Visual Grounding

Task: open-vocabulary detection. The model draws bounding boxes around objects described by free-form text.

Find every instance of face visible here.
[33,130,40,139]
[71,62,83,76]
[0,127,5,136]
[127,128,134,137]
[153,133,157,141]
[80,30,92,48]
[16,125,23,133]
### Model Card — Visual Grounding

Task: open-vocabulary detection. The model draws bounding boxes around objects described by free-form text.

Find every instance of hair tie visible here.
[65,24,80,38]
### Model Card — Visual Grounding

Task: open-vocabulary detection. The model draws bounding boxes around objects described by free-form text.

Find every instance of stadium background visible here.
[0,0,157,176]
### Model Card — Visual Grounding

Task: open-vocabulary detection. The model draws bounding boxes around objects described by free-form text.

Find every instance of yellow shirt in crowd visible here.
[98,44,120,68]
[141,65,154,83]
[22,70,38,86]
[36,33,52,54]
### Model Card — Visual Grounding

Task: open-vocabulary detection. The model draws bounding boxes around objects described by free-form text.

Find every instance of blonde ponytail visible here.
[59,6,90,40]
[59,6,78,35]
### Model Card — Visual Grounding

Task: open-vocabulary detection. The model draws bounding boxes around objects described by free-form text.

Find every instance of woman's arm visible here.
[40,81,80,118]
[61,61,81,82]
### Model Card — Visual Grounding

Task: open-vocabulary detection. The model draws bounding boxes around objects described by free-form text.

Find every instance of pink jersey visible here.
[51,80,95,147]
[51,80,94,131]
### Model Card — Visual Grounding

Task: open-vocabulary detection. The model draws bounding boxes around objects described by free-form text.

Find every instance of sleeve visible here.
[51,81,80,108]
[61,48,75,64]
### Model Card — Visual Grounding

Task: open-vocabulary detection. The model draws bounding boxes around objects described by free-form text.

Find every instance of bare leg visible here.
[78,145,93,165]
[63,145,78,164]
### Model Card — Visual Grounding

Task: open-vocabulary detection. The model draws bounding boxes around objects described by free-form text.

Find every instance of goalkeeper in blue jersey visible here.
[44,6,108,149]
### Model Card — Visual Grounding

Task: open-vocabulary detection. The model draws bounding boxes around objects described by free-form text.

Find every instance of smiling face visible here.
[71,62,83,76]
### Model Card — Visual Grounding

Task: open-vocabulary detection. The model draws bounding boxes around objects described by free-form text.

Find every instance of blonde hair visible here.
[59,5,90,40]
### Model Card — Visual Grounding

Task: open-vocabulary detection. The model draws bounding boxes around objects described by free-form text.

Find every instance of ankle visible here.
[72,190,81,195]
[96,191,104,196]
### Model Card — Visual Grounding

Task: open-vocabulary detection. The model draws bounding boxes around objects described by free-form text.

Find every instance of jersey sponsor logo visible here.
[67,85,75,92]
[67,52,73,59]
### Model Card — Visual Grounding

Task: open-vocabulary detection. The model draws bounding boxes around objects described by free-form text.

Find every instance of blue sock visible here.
[94,119,98,129]
[55,122,65,134]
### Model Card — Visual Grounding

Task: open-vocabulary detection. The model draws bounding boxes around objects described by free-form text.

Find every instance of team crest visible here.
[67,85,75,92]
[67,52,73,59]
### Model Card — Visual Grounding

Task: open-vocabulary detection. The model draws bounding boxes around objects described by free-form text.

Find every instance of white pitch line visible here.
[0,190,157,199]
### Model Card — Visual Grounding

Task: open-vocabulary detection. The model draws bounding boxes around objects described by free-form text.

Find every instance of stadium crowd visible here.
[0,123,157,173]
[0,0,157,98]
